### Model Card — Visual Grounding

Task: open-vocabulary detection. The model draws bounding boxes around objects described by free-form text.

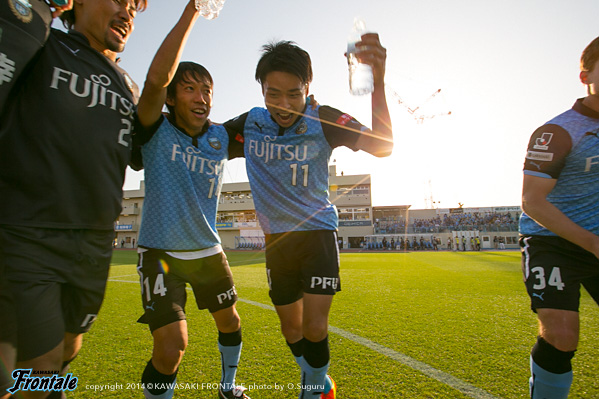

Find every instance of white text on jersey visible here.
[248,139,308,164]
[170,144,225,175]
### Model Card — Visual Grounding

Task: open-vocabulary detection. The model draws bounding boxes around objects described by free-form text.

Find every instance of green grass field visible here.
[68,250,598,398]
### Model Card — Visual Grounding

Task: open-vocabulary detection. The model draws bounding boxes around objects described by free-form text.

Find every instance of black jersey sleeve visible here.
[0,0,51,112]
[129,114,164,171]
[319,106,365,151]
[523,124,572,179]
[223,112,249,160]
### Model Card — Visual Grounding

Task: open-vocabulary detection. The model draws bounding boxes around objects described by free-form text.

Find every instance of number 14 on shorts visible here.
[139,271,168,302]
[530,266,565,291]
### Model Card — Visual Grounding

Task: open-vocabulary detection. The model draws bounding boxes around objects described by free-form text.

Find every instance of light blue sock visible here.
[299,358,328,398]
[530,358,573,399]
[219,342,242,391]
[142,378,176,399]
[293,354,304,368]
[286,339,305,368]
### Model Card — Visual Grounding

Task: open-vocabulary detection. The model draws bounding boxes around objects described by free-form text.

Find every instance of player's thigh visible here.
[211,305,240,333]
[185,252,238,313]
[137,250,188,332]
[520,235,597,312]
[152,320,188,356]
[302,293,334,341]
[1,226,67,361]
[274,299,303,342]
[0,341,16,397]
[536,308,579,351]
[62,230,113,336]
[300,231,341,296]
[264,233,304,306]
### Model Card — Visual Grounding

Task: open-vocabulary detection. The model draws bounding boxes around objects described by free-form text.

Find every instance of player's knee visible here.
[213,306,241,333]
[302,320,328,342]
[280,321,302,343]
[153,345,185,374]
[152,336,186,374]
[62,333,83,362]
[541,328,578,352]
[218,317,240,334]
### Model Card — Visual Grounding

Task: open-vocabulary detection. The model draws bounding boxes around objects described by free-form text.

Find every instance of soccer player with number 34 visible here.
[519,36,599,399]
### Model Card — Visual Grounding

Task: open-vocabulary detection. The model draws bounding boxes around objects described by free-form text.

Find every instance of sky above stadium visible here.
[111,0,598,209]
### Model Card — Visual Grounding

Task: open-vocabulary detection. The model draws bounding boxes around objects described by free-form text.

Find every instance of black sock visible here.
[141,360,178,395]
[218,328,242,347]
[287,338,305,358]
[531,336,575,374]
[303,336,330,369]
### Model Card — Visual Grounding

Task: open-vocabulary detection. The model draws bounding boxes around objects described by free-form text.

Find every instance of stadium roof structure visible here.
[373,205,412,211]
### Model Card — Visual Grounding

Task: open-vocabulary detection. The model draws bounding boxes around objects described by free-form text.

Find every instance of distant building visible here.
[115,166,521,250]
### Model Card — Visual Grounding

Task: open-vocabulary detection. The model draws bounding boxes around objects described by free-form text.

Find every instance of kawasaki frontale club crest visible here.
[9,0,33,23]
[208,137,221,150]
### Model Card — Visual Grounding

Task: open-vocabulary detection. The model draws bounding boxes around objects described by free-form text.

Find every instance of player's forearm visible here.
[369,84,393,157]
[144,2,199,90]
[522,196,599,257]
[138,2,199,125]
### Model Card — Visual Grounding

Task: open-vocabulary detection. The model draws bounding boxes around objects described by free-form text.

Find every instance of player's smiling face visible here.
[167,75,213,136]
[262,71,309,128]
[77,0,137,57]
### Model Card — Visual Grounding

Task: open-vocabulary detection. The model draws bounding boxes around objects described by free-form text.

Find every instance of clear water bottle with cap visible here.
[195,0,225,20]
[347,18,374,96]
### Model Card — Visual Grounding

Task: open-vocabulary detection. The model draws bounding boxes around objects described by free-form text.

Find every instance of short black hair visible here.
[255,41,313,85]
[166,62,213,115]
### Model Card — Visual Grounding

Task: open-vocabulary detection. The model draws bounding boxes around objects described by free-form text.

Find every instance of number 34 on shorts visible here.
[529,266,565,291]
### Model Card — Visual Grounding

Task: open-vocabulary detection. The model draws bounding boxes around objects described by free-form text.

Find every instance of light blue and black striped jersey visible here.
[519,99,599,236]
[224,105,369,235]
[137,116,228,250]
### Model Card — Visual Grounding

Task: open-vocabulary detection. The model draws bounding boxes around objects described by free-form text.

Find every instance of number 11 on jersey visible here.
[290,163,309,187]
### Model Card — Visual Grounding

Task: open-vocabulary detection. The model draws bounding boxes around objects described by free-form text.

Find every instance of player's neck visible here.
[582,94,599,113]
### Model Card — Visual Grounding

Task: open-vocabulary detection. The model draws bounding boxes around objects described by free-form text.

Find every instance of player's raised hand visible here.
[354,33,387,86]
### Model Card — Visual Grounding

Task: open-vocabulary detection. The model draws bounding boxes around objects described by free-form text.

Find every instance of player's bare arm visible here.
[353,33,393,157]
[522,174,599,259]
[137,0,199,128]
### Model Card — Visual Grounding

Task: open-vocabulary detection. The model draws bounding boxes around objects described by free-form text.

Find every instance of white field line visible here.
[108,279,500,399]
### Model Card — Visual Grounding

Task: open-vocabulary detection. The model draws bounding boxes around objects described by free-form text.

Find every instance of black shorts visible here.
[520,235,599,312]
[136,249,237,332]
[0,255,17,394]
[265,230,341,306]
[1,226,113,361]
[0,261,17,346]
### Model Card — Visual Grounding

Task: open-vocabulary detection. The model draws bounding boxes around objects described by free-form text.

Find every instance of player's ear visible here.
[580,70,589,85]
[166,95,175,107]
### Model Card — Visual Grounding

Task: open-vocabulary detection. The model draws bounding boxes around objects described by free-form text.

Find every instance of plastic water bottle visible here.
[347,18,374,96]
[195,0,225,20]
